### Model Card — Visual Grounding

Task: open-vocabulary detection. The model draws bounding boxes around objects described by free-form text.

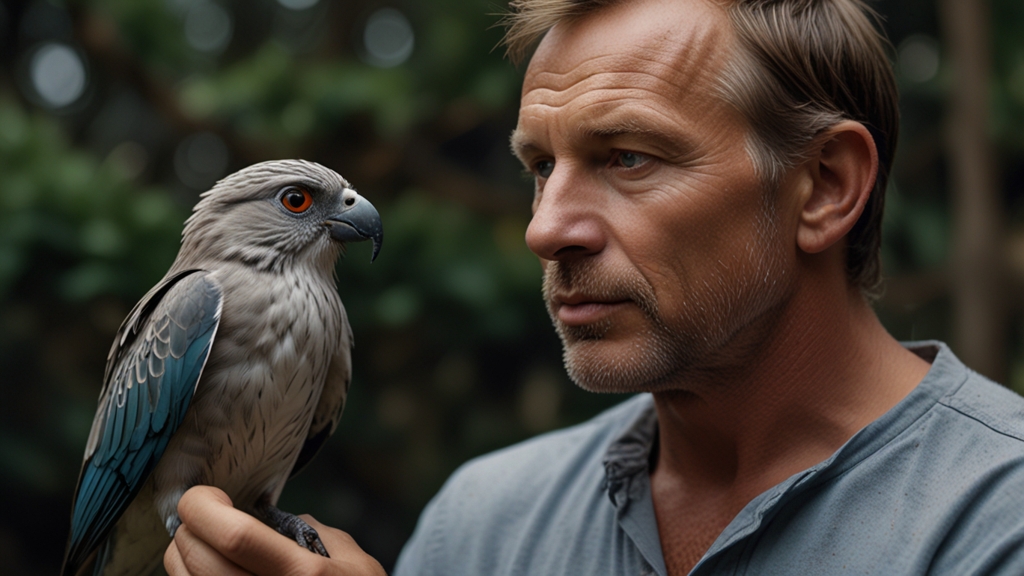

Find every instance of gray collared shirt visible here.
[393,342,1024,575]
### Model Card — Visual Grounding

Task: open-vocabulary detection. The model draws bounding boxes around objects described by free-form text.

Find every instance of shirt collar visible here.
[597,340,964,575]
[602,401,657,506]
[600,341,954,493]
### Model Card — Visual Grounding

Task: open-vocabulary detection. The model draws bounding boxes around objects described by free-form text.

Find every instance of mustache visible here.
[541,259,659,320]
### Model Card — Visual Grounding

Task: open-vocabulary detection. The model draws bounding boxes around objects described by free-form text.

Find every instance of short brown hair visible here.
[502,0,899,299]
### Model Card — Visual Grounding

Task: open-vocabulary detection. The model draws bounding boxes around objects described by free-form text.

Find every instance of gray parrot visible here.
[60,159,383,576]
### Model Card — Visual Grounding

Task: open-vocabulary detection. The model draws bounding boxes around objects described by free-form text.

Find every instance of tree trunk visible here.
[939,0,1005,381]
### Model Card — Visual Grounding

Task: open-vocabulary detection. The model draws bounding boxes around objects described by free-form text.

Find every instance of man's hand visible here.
[164,486,387,576]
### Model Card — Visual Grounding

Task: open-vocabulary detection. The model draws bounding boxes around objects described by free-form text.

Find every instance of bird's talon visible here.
[262,506,331,557]
[295,526,330,557]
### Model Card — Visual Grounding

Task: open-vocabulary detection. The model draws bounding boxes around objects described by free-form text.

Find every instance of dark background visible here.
[0,0,1021,573]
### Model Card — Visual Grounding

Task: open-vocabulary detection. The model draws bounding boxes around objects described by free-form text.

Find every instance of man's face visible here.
[513,0,796,392]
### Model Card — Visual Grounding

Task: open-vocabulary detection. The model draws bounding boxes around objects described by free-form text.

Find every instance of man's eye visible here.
[614,151,648,169]
[535,160,554,179]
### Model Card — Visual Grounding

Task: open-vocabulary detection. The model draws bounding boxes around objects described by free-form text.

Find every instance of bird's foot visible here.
[253,501,329,557]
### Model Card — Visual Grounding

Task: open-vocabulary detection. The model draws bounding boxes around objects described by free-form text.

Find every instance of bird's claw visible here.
[267,507,330,558]
[292,520,330,557]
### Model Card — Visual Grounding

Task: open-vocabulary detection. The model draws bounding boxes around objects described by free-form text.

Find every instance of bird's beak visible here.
[325,189,383,262]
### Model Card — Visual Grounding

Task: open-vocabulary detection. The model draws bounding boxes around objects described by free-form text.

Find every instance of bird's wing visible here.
[61,270,222,576]
[289,313,352,479]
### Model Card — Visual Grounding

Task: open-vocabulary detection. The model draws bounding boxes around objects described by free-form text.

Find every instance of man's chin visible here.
[559,332,684,394]
[558,320,612,342]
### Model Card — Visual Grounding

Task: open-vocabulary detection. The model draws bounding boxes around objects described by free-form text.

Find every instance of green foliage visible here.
[0,97,185,301]
[0,2,556,572]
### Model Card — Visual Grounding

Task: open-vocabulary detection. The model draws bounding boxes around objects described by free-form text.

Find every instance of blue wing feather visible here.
[61,270,222,576]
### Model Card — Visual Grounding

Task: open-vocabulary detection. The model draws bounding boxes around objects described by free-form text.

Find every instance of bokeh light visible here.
[363,8,414,68]
[28,43,87,109]
[105,141,149,181]
[898,35,941,84]
[184,1,233,53]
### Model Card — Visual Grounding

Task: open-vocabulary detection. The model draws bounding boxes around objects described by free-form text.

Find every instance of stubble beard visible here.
[543,200,789,394]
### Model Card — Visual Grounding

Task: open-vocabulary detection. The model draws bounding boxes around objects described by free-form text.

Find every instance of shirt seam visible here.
[810,405,940,487]
[935,400,1024,444]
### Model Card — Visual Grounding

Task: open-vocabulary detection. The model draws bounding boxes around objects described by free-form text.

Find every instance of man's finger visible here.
[171,522,253,576]
[164,539,190,576]
[176,486,325,574]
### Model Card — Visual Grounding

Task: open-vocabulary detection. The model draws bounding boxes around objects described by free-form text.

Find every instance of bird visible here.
[60,159,383,576]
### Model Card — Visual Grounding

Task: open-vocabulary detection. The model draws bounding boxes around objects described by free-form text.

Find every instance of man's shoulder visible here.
[717,345,1024,575]
[891,341,1024,450]
[444,393,653,498]
[392,394,654,576]
[938,366,1024,444]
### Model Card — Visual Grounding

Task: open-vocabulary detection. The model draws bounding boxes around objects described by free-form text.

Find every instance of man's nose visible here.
[524,164,606,262]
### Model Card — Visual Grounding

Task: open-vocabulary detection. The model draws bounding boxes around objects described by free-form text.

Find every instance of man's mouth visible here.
[551,295,631,326]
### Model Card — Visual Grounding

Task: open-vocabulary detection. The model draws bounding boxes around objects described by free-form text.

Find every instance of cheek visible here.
[641,179,763,248]
[615,172,776,294]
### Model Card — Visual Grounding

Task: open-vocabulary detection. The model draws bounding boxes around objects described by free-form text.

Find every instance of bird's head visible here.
[179,160,383,273]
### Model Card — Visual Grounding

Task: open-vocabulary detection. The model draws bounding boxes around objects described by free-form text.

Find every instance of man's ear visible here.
[796,120,878,254]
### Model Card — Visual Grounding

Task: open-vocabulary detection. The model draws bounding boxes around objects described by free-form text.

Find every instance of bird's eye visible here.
[281,187,313,213]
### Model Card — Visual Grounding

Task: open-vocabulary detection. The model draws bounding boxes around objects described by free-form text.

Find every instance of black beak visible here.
[325,189,383,262]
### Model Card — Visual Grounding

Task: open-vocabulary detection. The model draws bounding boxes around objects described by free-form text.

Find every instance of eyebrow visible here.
[576,119,690,159]
[509,118,693,164]
[509,129,538,164]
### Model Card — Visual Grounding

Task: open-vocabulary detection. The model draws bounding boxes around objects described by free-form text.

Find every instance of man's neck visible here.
[651,282,929,494]
[648,273,930,575]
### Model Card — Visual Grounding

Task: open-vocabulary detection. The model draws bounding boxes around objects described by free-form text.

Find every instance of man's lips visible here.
[552,296,631,326]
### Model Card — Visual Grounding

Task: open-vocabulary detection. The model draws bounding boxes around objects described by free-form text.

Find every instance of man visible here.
[165,0,1024,574]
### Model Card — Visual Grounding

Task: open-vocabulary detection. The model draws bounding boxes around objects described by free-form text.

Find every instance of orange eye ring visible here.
[281,187,313,213]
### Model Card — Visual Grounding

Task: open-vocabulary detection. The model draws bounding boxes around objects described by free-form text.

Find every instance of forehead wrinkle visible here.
[552,87,715,153]
[525,54,709,102]
[515,0,740,164]
[514,94,701,162]
[526,71,693,110]
[523,52,733,135]
[523,0,735,101]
